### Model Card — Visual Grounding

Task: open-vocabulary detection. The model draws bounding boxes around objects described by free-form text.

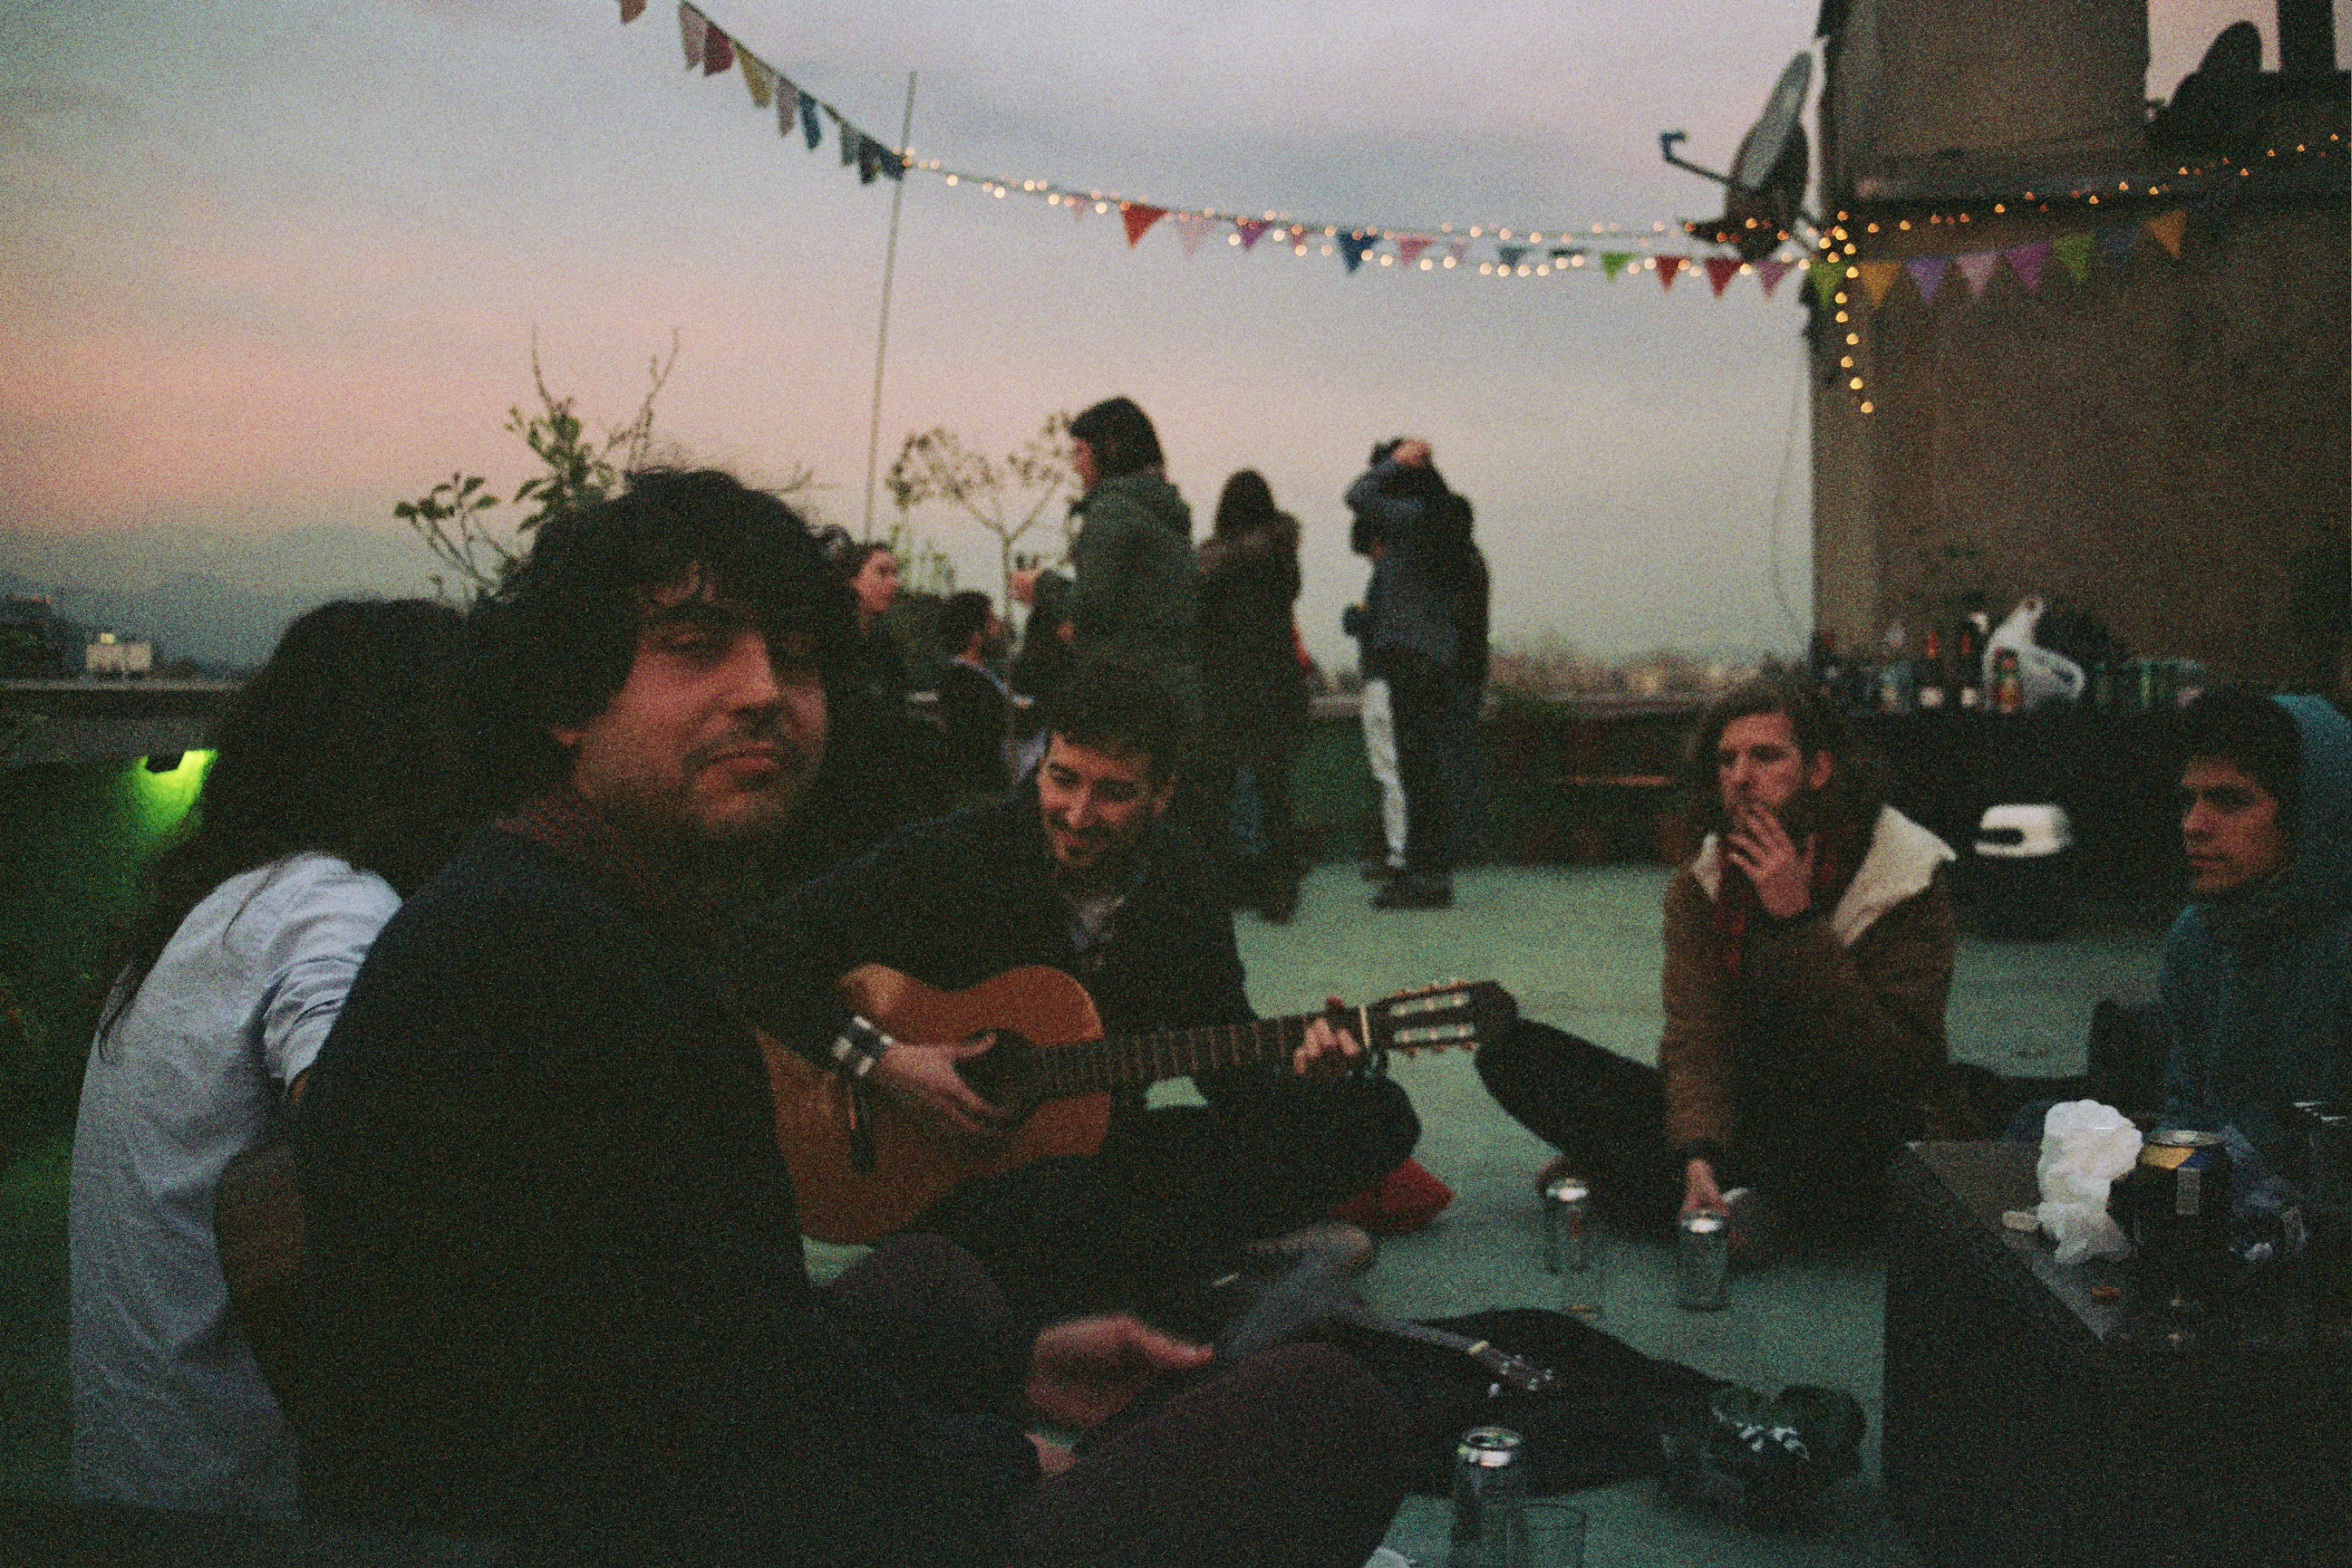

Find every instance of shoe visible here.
[1719,1186,1779,1273]
[1698,1382,1864,1501]
[1370,874,1452,909]
[1360,861,1405,883]
[1243,1220,1377,1279]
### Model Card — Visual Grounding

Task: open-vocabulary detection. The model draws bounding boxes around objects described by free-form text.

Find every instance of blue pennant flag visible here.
[2096,224,2136,267]
[797,92,822,150]
[1338,231,1378,274]
[1497,245,1526,269]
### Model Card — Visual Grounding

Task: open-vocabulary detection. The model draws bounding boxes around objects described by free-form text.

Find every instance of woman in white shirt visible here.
[69,598,485,1519]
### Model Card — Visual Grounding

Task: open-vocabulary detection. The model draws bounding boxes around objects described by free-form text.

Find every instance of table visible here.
[1882,1142,2348,1567]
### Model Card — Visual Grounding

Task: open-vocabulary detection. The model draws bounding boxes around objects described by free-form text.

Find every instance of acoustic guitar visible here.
[760,964,1516,1246]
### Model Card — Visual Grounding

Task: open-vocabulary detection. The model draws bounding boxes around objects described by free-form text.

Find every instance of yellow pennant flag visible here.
[740,50,775,109]
[1857,260,1901,307]
[2145,210,2187,258]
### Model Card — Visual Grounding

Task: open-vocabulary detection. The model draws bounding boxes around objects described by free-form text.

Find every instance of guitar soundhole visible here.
[957,1028,1037,1115]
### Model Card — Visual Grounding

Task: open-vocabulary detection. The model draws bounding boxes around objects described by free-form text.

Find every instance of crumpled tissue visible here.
[2034,1100,2142,1264]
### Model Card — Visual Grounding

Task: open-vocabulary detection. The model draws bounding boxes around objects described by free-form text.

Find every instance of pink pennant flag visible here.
[1173,212,1214,256]
[1234,218,1266,249]
[2006,239,2052,293]
[1906,256,1948,303]
[619,0,647,22]
[1753,259,1793,296]
[1070,195,1090,220]
[1656,255,1686,290]
[1121,203,1167,248]
[1398,236,1432,267]
[702,26,735,75]
[1704,256,1742,296]
[739,51,775,109]
[1287,224,1311,252]
[677,3,706,68]
[1954,249,2002,297]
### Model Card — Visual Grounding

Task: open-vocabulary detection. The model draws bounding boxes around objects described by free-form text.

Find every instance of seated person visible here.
[2156,684,2349,1174]
[1477,673,1980,1248]
[294,470,1408,1567]
[735,655,1422,1327]
[936,587,1026,796]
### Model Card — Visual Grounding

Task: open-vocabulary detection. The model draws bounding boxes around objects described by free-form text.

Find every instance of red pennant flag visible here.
[1397,236,1432,266]
[702,26,735,74]
[1656,255,1686,290]
[2007,239,2052,293]
[1234,218,1267,250]
[619,0,647,22]
[677,4,706,67]
[1121,204,1167,247]
[1704,256,1742,296]
[1754,259,1793,296]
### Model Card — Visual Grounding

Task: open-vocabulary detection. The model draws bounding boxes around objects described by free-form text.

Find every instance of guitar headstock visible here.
[1359,979,1519,1057]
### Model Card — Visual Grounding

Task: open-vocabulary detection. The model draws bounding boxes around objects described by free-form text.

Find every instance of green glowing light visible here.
[129,750,212,838]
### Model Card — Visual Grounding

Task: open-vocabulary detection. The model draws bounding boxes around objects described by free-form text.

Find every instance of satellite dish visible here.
[1660,51,1815,261]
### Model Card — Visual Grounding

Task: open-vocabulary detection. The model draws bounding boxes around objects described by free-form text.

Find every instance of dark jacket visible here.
[936,659,1013,795]
[1344,459,1476,675]
[296,824,1036,1566]
[1196,512,1308,749]
[1058,472,1200,717]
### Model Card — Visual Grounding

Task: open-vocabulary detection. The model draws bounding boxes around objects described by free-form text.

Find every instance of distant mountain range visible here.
[0,523,452,673]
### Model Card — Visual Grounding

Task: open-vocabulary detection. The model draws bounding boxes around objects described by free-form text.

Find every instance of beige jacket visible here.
[1660,806,1980,1152]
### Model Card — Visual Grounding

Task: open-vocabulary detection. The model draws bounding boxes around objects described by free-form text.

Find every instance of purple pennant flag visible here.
[1754,258,1793,296]
[1234,218,1268,250]
[797,91,821,150]
[2097,225,2136,268]
[677,2,706,68]
[1953,249,2002,297]
[2006,240,2052,293]
[1906,256,1948,303]
[1445,239,1466,266]
[1338,231,1378,274]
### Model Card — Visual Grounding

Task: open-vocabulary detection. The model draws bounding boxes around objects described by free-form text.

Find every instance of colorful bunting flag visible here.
[739,50,774,109]
[1445,239,1466,267]
[2146,209,2187,258]
[1173,212,1214,255]
[855,136,902,183]
[2006,239,2050,293]
[1656,255,1684,290]
[2054,231,2096,283]
[797,91,821,150]
[1906,256,1948,303]
[1754,259,1793,296]
[1338,231,1377,273]
[1496,245,1526,270]
[2096,225,2136,268]
[1953,249,2001,297]
[1857,260,1900,306]
[838,113,857,165]
[702,25,735,75]
[1704,256,1742,296]
[1398,236,1432,267]
[677,3,706,68]
[1069,194,1088,220]
[620,0,647,23]
[1122,203,1167,247]
[1808,260,1846,308]
[1601,252,1631,280]
[1234,218,1267,250]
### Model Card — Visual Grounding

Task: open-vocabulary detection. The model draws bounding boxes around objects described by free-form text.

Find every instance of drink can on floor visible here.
[1677,1211,1731,1311]
[1448,1425,1529,1568]
[1542,1175,1591,1274]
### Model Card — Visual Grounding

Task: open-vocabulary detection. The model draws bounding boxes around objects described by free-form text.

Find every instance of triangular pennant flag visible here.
[2097,225,2136,268]
[1754,259,1793,296]
[1397,236,1432,266]
[1069,194,1089,221]
[1338,231,1378,274]
[1173,212,1214,256]
[797,92,822,150]
[876,139,903,181]
[1953,249,2001,296]
[1808,260,1846,308]
[857,136,882,184]
[1497,245,1526,269]
[1234,218,1267,249]
[2146,209,2187,258]
[1121,204,1167,247]
[1906,256,1948,303]
[702,26,735,75]
[677,3,706,68]
[1857,260,1900,306]
[1704,256,1743,296]
[620,0,647,23]
[1601,252,1632,280]
[1445,239,1466,266]
[2006,239,2051,293]
[1656,254,1686,290]
[838,114,857,166]
[2054,231,2096,282]
[739,51,774,109]
[1286,224,1311,252]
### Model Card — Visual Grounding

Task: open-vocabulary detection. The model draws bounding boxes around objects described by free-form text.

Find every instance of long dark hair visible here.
[100,598,486,1043]
[1211,470,1278,539]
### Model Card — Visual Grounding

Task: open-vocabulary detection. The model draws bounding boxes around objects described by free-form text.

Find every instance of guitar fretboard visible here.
[1030,1012,1322,1098]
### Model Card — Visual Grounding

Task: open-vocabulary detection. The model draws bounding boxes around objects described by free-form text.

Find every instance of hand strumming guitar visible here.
[871,1040,1015,1151]
[1295,1005,1364,1077]
[1024,1313,1211,1432]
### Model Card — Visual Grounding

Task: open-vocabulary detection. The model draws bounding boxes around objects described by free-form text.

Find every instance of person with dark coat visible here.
[1196,470,1312,920]
[935,588,1024,797]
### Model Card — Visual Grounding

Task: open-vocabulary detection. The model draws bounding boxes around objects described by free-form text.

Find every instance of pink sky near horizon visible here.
[2,0,2339,662]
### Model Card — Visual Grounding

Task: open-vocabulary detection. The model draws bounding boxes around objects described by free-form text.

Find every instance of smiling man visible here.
[739,655,1421,1328]
[292,474,1406,1566]
[1476,671,1981,1250]
[2157,684,2351,1171]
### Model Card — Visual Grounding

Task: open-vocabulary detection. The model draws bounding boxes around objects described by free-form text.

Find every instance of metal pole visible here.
[862,71,917,538]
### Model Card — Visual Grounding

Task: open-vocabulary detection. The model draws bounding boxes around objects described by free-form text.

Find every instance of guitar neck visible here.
[1028,1011,1327,1099]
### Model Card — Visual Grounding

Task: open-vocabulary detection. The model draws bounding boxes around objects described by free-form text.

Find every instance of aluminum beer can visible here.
[2130,1129,2234,1304]
[1448,1426,1529,1568]
[1542,1174,1591,1274]
[1676,1211,1732,1311]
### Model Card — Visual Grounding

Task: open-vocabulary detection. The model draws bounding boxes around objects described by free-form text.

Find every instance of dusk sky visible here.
[2,2,2336,668]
